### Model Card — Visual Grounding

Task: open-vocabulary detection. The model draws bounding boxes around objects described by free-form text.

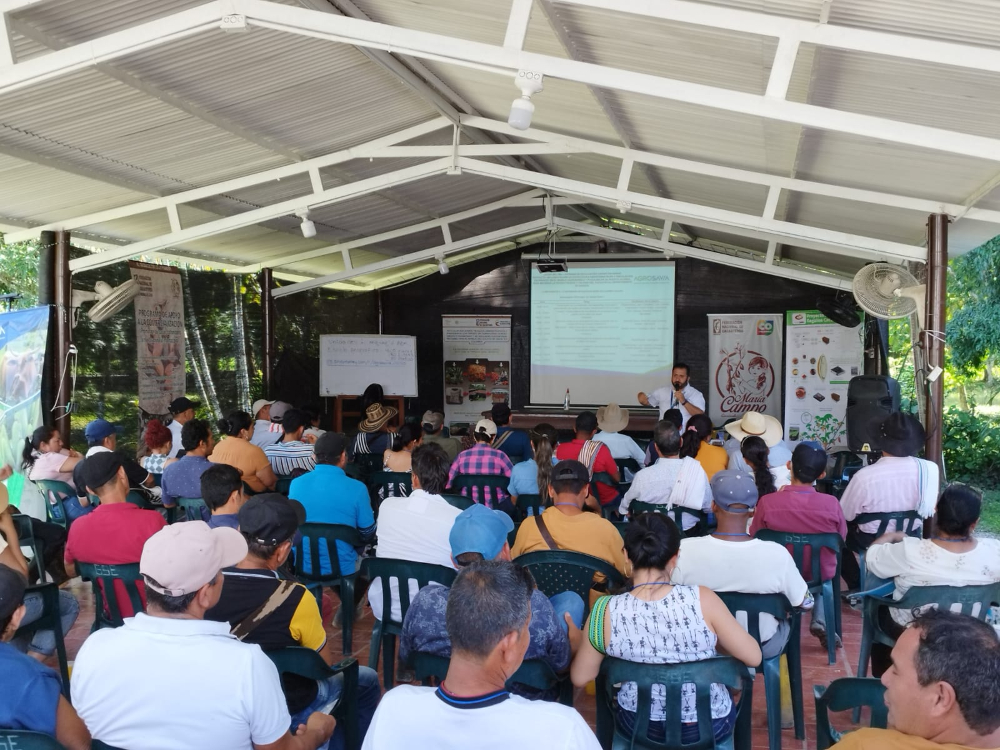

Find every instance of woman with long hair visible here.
[571,512,760,745]
[678,414,728,480]
[383,422,423,472]
[209,411,277,493]
[22,425,91,520]
[141,419,177,475]
[740,435,777,498]
[507,423,558,507]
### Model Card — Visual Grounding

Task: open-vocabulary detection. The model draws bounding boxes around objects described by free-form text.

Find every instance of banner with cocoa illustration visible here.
[130,262,185,415]
[707,314,784,425]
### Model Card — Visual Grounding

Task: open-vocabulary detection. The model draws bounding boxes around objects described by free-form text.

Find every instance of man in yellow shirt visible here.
[512,460,629,597]
[834,609,1000,749]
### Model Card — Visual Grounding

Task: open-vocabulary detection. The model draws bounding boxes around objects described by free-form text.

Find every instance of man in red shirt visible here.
[749,440,846,648]
[554,412,619,509]
[65,453,166,616]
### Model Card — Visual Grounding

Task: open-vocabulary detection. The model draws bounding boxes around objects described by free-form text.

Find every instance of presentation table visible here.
[510,408,660,433]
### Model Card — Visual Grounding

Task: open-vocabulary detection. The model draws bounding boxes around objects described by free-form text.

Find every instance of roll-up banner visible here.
[707,313,784,425]
[442,315,512,432]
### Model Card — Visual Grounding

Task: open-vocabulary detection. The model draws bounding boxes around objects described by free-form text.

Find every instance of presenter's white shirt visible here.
[647,384,705,428]
[71,613,290,750]
[671,536,809,643]
[361,685,602,750]
[167,419,184,458]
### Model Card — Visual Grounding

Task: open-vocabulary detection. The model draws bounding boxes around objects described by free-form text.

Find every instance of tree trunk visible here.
[958,382,969,411]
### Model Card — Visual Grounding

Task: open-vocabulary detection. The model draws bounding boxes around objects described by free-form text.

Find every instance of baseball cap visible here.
[79,452,125,492]
[710,470,759,512]
[239,493,306,545]
[84,419,117,443]
[474,418,498,438]
[551,459,589,485]
[169,397,199,414]
[421,410,443,430]
[251,399,275,418]
[449,504,514,560]
[269,401,292,422]
[792,441,828,483]
[491,403,511,423]
[141,522,248,597]
[0,564,27,621]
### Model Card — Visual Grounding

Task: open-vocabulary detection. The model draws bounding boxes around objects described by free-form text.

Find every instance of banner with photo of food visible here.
[783,309,863,450]
[707,313,783,425]
[130,262,185,415]
[0,306,49,481]
[442,315,512,433]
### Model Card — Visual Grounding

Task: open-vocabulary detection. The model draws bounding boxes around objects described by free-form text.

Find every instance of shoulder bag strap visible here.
[588,595,613,654]
[533,513,560,551]
[578,440,601,477]
[492,430,513,450]
[231,580,299,641]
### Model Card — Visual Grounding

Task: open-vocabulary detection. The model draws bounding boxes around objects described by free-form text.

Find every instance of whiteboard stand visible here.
[332,395,405,434]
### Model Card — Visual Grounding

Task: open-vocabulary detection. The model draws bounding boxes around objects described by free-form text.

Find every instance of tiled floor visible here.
[58,580,870,749]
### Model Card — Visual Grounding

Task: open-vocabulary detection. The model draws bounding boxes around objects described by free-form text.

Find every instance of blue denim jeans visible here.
[549,591,585,632]
[64,497,94,522]
[289,665,381,750]
[617,697,739,745]
[12,589,80,657]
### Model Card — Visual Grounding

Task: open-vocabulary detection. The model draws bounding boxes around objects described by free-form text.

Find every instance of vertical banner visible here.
[707,313,784,425]
[442,315,512,432]
[784,310,863,450]
[0,307,49,485]
[130,262,185,415]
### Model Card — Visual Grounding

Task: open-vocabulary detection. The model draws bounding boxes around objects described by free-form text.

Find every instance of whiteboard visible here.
[319,335,418,397]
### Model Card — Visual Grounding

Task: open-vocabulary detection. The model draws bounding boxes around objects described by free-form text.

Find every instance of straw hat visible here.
[358,403,397,433]
[597,403,630,433]
[724,411,783,447]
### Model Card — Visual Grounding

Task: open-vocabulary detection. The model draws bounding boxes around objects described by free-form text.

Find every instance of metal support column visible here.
[38,231,57,422]
[924,214,948,469]
[53,231,72,444]
[260,268,274,399]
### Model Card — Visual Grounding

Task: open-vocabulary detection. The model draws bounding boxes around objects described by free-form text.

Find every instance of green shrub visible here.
[942,407,1000,483]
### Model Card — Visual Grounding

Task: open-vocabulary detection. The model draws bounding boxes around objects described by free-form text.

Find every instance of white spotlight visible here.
[296,210,317,238]
[437,256,450,275]
[507,70,544,131]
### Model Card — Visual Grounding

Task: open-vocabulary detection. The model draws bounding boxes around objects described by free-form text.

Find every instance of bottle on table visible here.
[563,388,571,411]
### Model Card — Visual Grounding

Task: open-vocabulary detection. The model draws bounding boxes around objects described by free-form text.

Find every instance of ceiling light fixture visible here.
[437,256,450,275]
[296,210,316,238]
[508,70,544,130]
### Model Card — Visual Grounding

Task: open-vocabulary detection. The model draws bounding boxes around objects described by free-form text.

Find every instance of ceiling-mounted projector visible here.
[537,260,568,273]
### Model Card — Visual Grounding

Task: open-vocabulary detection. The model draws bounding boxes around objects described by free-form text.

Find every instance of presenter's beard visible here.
[672,381,683,391]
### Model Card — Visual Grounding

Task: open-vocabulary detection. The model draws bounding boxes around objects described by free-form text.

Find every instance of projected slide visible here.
[530,262,676,406]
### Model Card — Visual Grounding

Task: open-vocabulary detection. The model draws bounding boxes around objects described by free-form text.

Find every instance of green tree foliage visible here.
[947,237,1000,377]
[0,239,39,307]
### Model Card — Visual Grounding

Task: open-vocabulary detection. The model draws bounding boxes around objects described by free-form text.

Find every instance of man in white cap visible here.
[250,398,282,449]
[723,411,792,484]
[71,522,335,750]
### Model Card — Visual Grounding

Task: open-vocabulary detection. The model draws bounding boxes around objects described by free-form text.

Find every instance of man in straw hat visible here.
[349,402,398,461]
[723,411,792,483]
[72,521,336,750]
[594,403,646,481]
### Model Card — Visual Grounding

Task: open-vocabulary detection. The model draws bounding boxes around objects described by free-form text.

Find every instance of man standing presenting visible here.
[637,362,705,429]
[166,397,198,458]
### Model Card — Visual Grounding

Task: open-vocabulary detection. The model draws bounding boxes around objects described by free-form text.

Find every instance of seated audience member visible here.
[0,464,70,584]
[301,406,327,443]
[679,413,728,480]
[740,436,781,498]
[383,422,423,473]
[22,426,90,521]
[839,412,939,590]
[265,408,317,477]
[263,401,295,445]
[507,423,558,507]
[0,564,90,749]
[363,560,601,750]
[290,433,376,580]
[0,486,79,666]
[594,403,646,481]
[73,419,156,503]
[206,494,381,750]
[201,463,247,530]
[161,418,216,511]
[400,504,581,699]
[723,411,792,479]
[555,411,620,508]
[368,443,460,623]
[671,471,810,658]
[211,410,278,494]
[446,418,514,510]
[64,453,166,616]
[490,403,532,464]
[750,441,846,648]
[512,460,629,597]
[72,521,335,750]
[571,512,761,746]
[166,396,199,458]
[249,398,281,449]
[419,411,461,461]
[644,409,684,466]
[863,483,1000,676]
[350,403,397,461]
[140,419,177,475]
[832,610,1000,749]
[619,420,711,528]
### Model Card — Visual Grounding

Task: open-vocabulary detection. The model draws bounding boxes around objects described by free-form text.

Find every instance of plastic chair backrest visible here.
[515,550,625,610]
[12,513,45,582]
[409,651,561,694]
[92,742,127,750]
[353,452,385,482]
[885,582,1000,621]
[274,475,293,495]
[177,496,207,521]
[77,562,144,629]
[125,490,154,510]
[410,651,449,684]
[631,502,707,534]
[716,591,793,653]
[440,493,475,511]
[368,471,413,507]
[813,678,887,750]
[13,582,70,696]
[448,473,510,506]
[615,458,641,476]
[853,510,922,537]
[517,493,546,518]
[292,522,363,582]
[0,730,65,749]
[591,470,618,499]
[362,557,457,630]
[34,479,73,527]
[598,655,750,750]
[754,530,843,588]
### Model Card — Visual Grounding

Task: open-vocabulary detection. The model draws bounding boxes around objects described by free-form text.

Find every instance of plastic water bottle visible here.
[563,389,571,411]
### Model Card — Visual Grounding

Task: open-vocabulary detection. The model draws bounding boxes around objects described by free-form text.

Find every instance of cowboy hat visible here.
[870,412,925,457]
[597,403,630,433]
[724,411,783,447]
[358,403,397,433]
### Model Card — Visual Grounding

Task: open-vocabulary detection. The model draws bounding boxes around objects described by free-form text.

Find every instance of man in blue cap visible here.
[399,503,583,699]
[72,419,155,501]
